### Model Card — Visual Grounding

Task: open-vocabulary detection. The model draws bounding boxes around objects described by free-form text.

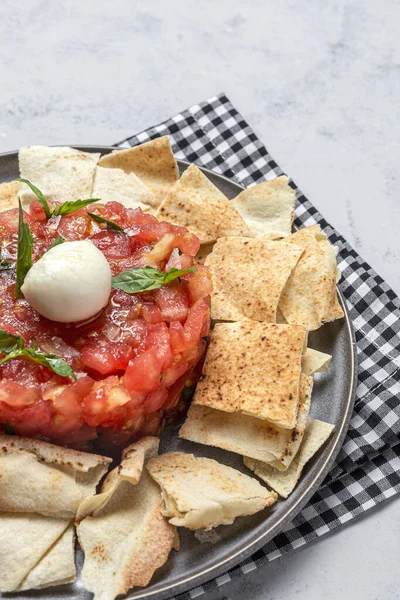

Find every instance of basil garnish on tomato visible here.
[0,330,24,353]
[52,198,100,216]
[0,330,77,380]
[16,178,52,218]
[17,178,99,217]
[87,212,125,233]
[112,266,196,293]
[15,200,33,298]
[46,235,64,252]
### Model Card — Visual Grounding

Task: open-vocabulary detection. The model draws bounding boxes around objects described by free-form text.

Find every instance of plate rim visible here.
[0,145,357,599]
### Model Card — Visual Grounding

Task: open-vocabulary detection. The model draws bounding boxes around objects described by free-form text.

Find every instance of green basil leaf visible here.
[46,236,64,252]
[16,178,52,219]
[0,346,77,380]
[112,266,165,293]
[15,200,33,298]
[87,212,125,233]
[0,329,24,352]
[112,266,195,293]
[53,198,100,216]
[163,266,196,284]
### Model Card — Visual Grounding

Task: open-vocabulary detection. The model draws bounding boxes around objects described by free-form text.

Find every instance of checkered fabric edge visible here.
[116,93,400,595]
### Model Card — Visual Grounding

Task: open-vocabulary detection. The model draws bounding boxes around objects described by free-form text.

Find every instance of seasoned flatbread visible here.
[98,136,178,207]
[0,513,71,592]
[302,347,332,375]
[205,236,303,321]
[77,437,176,599]
[92,166,156,211]
[16,523,76,591]
[193,321,307,429]
[231,176,295,238]
[0,435,111,518]
[18,146,100,206]
[180,374,312,469]
[244,419,334,498]
[279,225,344,330]
[156,164,252,244]
[147,452,277,530]
[0,180,18,212]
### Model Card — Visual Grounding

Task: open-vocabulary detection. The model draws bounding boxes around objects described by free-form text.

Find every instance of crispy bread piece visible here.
[302,347,332,375]
[18,145,99,206]
[244,419,334,497]
[231,176,295,238]
[180,374,312,469]
[0,180,19,212]
[156,164,252,244]
[205,236,303,321]
[92,165,156,211]
[147,452,277,530]
[0,514,71,592]
[0,435,111,518]
[193,321,307,429]
[98,136,178,207]
[16,523,76,591]
[279,225,344,330]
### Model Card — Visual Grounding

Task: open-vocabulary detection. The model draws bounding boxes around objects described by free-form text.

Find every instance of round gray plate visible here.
[0,147,357,600]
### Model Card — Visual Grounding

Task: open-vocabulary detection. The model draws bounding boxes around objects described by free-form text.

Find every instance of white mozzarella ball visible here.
[21,240,112,323]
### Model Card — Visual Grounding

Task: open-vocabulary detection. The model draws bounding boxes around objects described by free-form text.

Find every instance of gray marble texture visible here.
[0,0,399,599]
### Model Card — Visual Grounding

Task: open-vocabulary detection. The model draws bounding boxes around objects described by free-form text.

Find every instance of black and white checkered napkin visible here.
[116,94,400,598]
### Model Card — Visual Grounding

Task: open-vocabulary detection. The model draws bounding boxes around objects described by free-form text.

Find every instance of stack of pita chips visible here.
[77,437,177,600]
[11,137,181,215]
[0,435,111,593]
[179,321,335,498]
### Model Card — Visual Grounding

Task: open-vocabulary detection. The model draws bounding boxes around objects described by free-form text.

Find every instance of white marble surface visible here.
[0,1,399,598]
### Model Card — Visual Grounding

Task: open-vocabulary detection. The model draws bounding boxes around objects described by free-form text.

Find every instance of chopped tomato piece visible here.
[169,321,187,353]
[81,339,132,375]
[154,284,189,322]
[142,303,163,324]
[90,230,131,259]
[183,299,210,344]
[187,265,213,303]
[162,359,189,387]
[143,385,168,415]
[0,381,41,408]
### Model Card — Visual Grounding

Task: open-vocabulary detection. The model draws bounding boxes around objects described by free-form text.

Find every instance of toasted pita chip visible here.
[244,419,334,497]
[77,437,176,599]
[279,225,344,330]
[205,237,303,322]
[18,146,100,207]
[98,137,178,207]
[16,523,76,591]
[181,374,312,469]
[92,166,156,211]
[0,513,71,592]
[0,180,19,212]
[195,242,215,265]
[0,435,111,518]
[155,164,252,244]
[147,452,277,530]
[193,322,307,429]
[319,237,344,321]
[231,176,295,238]
[302,348,332,376]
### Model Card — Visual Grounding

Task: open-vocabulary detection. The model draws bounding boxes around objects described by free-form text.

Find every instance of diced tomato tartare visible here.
[0,200,212,448]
